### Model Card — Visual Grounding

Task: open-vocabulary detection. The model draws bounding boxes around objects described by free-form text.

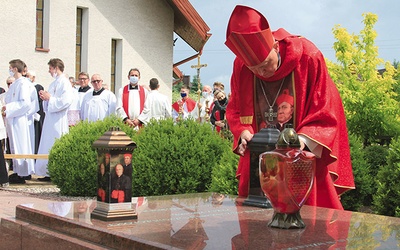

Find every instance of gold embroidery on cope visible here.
[240,116,253,124]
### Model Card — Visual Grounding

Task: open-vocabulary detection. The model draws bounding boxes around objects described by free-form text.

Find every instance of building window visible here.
[111,39,117,93]
[111,39,122,93]
[36,0,43,48]
[36,0,49,52]
[75,7,88,79]
[76,8,83,78]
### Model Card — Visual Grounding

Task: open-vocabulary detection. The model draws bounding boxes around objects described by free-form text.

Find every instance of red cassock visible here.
[226,29,355,210]
[98,188,106,202]
[111,190,125,203]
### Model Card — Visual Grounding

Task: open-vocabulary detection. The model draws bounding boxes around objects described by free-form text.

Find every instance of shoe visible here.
[37,177,51,182]
[9,176,26,184]
[22,175,32,180]
[9,173,23,182]
[8,173,18,180]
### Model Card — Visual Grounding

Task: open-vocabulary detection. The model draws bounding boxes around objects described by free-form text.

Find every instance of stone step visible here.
[0,217,108,250]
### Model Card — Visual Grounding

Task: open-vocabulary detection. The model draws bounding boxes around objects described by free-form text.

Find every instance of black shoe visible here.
[8,173,18,181]
[22,175,32,180]
[8,173,18,179]
[9,176,26,184]
[38,177,51,182]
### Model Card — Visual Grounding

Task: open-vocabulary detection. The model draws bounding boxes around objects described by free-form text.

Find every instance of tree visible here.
[326,13,400,145]
[392,59,400,103]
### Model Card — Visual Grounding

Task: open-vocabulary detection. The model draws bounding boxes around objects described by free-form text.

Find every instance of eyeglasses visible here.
[91,80,102,84]
[78,78,88,81]
[7,82,12,85]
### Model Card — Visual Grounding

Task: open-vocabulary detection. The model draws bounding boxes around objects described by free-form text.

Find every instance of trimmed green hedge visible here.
[48,117,238,197]
[131,118,237,196]
[48,116,134,196]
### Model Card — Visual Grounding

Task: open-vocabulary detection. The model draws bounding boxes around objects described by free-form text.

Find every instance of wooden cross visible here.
[265,106,277,122]
[191,55,207,87]
[191,55,208,120]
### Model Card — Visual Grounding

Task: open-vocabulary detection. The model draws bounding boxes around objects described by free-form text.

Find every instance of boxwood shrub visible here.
[47,116,134,196]
[48,116,239,197]
[131,118,237,196]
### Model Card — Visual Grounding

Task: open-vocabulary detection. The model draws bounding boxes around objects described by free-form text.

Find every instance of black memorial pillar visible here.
[243,126,280,208]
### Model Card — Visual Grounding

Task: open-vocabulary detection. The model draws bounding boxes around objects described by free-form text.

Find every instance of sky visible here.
[173,0,400,93]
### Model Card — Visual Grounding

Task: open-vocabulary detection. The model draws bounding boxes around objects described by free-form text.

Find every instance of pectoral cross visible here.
[265,106,277,122]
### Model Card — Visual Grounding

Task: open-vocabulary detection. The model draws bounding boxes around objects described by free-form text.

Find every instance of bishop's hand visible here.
[238,130,253,156]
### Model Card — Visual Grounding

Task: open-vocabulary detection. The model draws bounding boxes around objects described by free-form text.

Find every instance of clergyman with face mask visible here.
[116,68,149,129]
[171,85,199,122]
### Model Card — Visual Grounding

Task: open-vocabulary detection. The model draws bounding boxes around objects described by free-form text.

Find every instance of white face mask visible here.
[202,91,209,98]
[9,69,14,77]
[130,76,139,84]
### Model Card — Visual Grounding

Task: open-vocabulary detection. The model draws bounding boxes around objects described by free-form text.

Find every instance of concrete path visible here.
[0,175,59,220]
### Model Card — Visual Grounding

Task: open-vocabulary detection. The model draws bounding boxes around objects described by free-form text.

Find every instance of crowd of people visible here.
[171,81,231,132]
[0,58,230,188]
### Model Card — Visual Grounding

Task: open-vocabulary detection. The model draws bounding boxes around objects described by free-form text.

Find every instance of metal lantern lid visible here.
[92,127,136,151]
[276,124,301,149]
[248,125,280,153]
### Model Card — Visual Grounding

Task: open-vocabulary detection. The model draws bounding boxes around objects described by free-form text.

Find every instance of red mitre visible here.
[276,89,293,106]
[225,5,275,67]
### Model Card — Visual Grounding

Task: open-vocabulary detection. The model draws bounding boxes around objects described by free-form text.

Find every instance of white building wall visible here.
[0,0,174,100]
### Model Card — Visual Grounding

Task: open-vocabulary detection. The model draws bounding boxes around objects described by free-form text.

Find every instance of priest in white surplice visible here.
[116,68,148,129]
[76,72,92,106]
[137,78,171,125]
[3,59,37,184]
[81,74,117,122]
[35,58,74,182]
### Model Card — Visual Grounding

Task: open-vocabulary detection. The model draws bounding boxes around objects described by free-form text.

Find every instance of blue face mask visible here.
[130,76,139,84]
[180,92,187,98]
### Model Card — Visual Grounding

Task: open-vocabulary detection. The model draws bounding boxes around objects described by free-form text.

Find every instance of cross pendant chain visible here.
[265,106,277,122]
[260,77,286,123]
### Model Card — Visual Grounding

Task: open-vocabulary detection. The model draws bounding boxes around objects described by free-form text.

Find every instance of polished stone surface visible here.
[4,192,400,249]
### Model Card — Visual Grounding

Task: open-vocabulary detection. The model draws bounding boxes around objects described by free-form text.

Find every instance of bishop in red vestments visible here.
[225,5,354,209]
